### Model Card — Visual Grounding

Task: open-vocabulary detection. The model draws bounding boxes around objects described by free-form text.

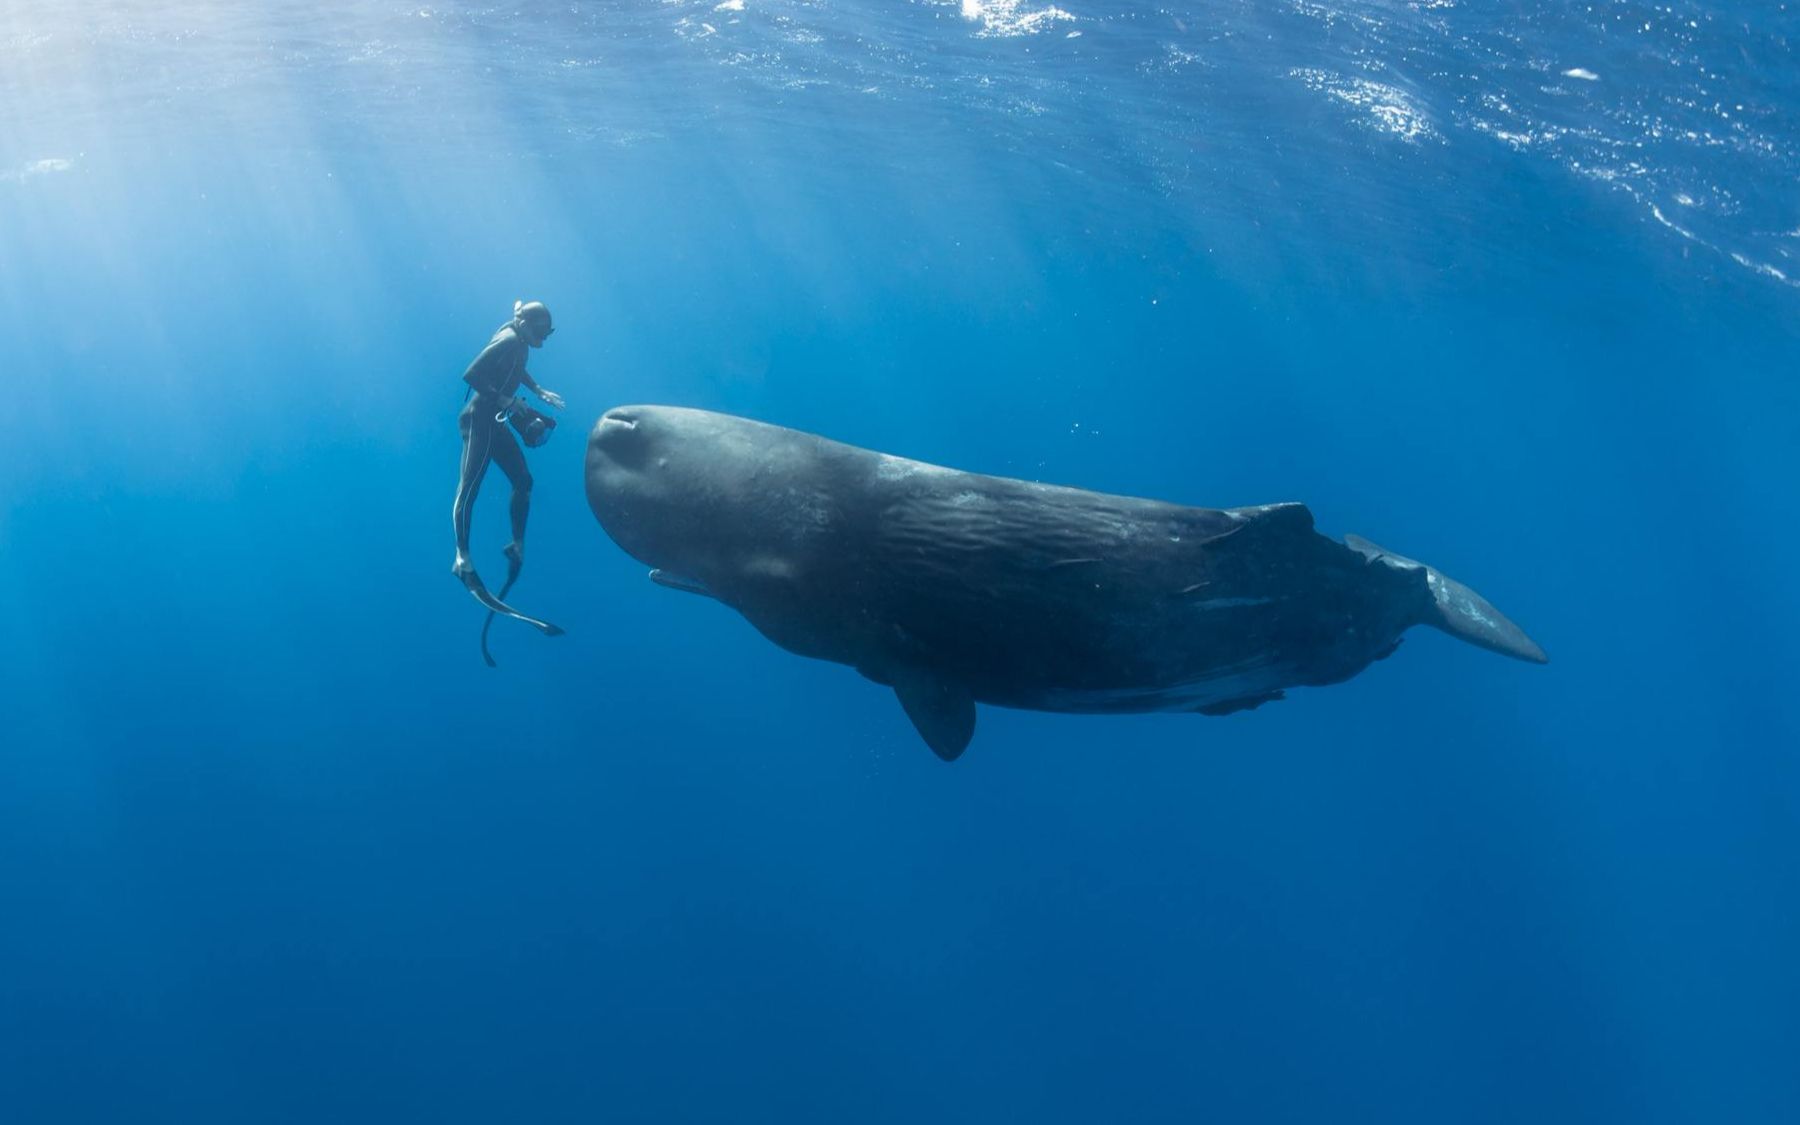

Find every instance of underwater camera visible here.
[509,402,556,448]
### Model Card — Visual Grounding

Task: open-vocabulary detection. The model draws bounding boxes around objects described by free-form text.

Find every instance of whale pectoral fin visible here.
[649,568,716,599]
[891,669,976,762]
[1195,690,1284,717]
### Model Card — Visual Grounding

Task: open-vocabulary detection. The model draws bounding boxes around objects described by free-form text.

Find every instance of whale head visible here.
[586,405,843,594]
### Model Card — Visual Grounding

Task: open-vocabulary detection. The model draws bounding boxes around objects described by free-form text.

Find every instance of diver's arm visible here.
[520,371,565,411]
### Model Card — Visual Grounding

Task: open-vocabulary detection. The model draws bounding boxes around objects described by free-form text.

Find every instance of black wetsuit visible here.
[453,323,539,567]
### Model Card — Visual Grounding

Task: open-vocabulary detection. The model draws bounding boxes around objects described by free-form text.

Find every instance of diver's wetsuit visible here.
[452,323,541,570]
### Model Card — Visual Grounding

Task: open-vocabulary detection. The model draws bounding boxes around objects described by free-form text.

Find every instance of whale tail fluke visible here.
[1344,535,1548,665]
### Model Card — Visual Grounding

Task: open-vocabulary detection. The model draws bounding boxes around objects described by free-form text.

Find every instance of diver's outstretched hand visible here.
[537,388,565,411]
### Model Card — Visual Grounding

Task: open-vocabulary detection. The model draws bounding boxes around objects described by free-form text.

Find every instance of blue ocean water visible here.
[3,1,1797,1120]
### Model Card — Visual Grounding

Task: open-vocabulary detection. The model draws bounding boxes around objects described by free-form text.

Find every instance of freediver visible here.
[451,300,567,649]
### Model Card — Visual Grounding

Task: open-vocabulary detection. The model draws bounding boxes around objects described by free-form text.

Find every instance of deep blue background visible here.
[2,3,1796,1121]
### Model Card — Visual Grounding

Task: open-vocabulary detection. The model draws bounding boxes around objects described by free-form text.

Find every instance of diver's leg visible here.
[452,404,496,577]
[489,426,533,576]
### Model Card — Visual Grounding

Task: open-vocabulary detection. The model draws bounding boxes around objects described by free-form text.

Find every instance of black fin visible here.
[459,570,564,637]
[480,557,525,667]
[891,668,976,762]
[1195,690,1285,717]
